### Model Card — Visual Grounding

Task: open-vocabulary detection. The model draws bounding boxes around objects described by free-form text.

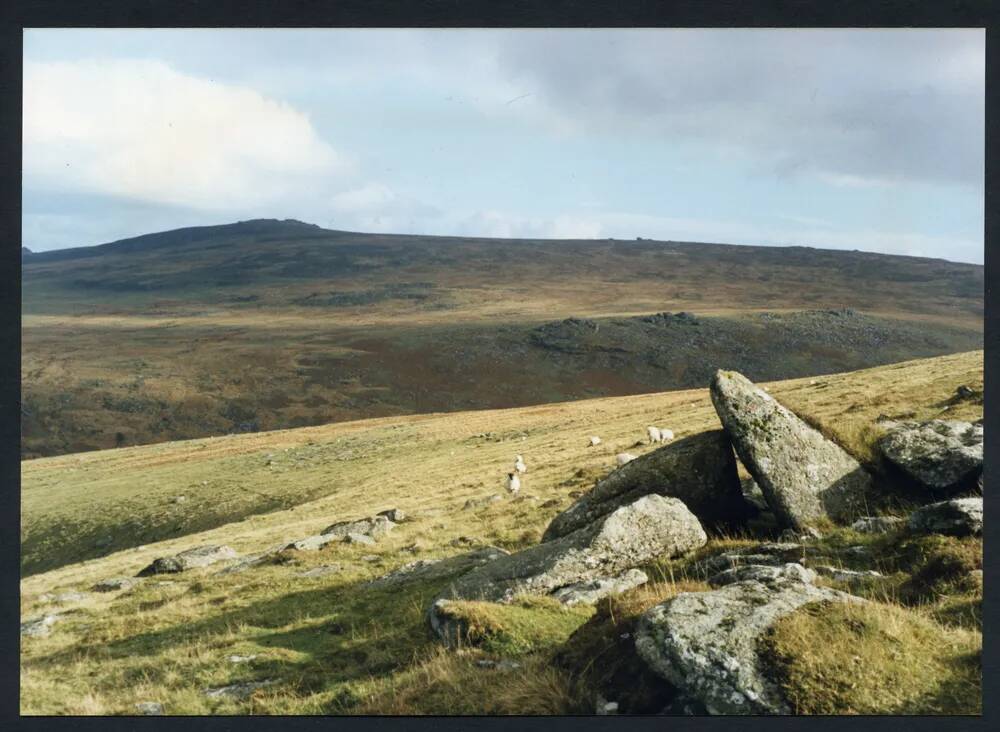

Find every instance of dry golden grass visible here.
[19,350,983,715]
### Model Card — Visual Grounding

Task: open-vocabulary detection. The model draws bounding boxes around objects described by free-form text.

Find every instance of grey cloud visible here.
[493,29,983,187]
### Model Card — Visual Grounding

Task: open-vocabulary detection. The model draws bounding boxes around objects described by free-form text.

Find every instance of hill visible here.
[21,220,984,458]
[19,351,983,714]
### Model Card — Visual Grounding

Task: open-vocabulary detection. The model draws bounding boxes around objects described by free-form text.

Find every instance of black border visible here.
[2,1,997,731]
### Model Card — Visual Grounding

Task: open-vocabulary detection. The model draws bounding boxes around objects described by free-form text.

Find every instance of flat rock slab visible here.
[39,591,90,604]
[435,494,706,607]
[692,543,803,578]
[21,613,62,638]
[708,563,815,588]
[321,516,396,540]
[138,545,238,576]
[711,370,872,528]
[283,534,342,552]
[850,516,903,534]
[297,564,343,578]
[134,702,164,715]
[543,430,745,542]
[203,680,276,700]
[635,578,861,714]
[368,547,510,590]
[878,420,983,494]
[93,577,141,592]
[463,495,503,511]
[908,497,982,537]
[550,569,649,606]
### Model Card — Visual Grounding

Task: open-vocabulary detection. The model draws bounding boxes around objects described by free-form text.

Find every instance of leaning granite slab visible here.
[368,547,510,589]
[635,577,863,715]
[710,370,872,529]
[908,497,982,537]
[543,431,745,541]
[878,420,983,495]
[429,495,706,645]
[321,515,396,540]
[137,545,238,576]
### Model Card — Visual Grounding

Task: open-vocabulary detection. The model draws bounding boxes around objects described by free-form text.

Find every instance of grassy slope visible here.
[22,221,983,458]
[20,350,983,714]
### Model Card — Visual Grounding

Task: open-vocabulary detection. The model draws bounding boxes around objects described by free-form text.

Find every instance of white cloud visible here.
[23,59,349,211]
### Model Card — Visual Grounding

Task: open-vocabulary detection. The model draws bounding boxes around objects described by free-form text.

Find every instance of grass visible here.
[19,350,983,715]
[764,601,981,714]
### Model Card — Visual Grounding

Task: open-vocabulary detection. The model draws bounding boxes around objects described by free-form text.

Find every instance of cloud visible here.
[493,29,984,188]
[23,59,349,211]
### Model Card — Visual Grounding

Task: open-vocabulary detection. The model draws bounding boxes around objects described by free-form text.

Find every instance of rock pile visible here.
[137,545,238,576]
[878,420,983,495]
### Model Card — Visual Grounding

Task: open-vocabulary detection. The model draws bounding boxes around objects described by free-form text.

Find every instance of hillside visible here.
[20,351,983,715]
[21,220,984,458]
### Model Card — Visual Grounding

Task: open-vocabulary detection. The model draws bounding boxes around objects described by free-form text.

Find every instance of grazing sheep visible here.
[506,472,521,495]
[514,455,527,474]
[616,452,636,466]
[589,436,602,446]
[659,428,675,442]
[647,426,662,444]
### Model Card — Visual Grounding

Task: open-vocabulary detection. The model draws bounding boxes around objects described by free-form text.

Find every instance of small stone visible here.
[361,554,380,562]
[203,679,276,700]
[850,516,903,534]
[226,654,258,664]
[134,702,164,715]
[297,564,342,578]
[377,508,406,522]
[908,498,982,537]
[463,494,502,511]
[21,614,60,637]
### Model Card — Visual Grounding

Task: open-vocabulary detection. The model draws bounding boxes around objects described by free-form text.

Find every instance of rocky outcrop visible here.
[434,495,706,609]
[137,545,238,576]
[321,515,396,540]
[368,547,510,589]
[908,497,982,537]
[635,578,861,714]
[93,577,141,592]
[710,370,872,528]
[878,420,983,495]
[543,431,745,541]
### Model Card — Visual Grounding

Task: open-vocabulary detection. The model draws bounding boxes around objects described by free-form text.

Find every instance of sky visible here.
[22,28,985,263]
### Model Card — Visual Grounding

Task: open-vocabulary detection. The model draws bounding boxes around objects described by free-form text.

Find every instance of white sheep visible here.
[589,436,602,447]
[659,428,675,442]
[647,426,662,444]
[616,452,636,466]
[514,455,527,474]
[506,472,521,494]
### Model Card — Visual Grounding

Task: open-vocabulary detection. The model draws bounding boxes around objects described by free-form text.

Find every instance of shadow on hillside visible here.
[25,567,456,711]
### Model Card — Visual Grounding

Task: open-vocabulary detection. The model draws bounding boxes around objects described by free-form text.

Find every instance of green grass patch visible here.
[764,601,981,714]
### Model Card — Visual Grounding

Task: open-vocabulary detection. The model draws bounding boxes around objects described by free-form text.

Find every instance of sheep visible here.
[647,426,662,444]
[659,428,675,442]
[514,455,527,474]
[589,436,602,447]
[506,472,521,495]
[616,452,636,466]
